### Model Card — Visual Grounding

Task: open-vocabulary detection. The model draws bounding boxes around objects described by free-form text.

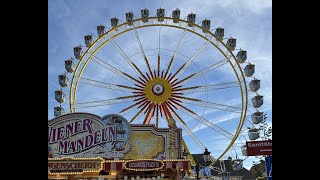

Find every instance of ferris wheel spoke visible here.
[158,22,161,55]
[176,98,242,113]
[174,81,237,91]
[90,54,145,86]
[143,104,155,124]
[115,94,145,100]
[157,54,161,78]
[161,103,172,120]
[77,76,142,93]
[172,102,234,140]
[171,58,229,86]
[174,81,239,94]
[105,33,146,78]
[115,84,144,92]
[118,97,147,114]
[166,100,179,110]
[164,25,188,78]
[170,109,206,152]
[132,24,153,77]
[130,101,150,123]
[171,95,200,102]
[156,105,159,128]
[170,37,212,80]
[158,103,163,118]
[75,98,131,109]
[119,103,138,116]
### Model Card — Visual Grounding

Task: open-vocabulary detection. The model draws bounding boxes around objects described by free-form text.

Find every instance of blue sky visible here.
[48,0,272,169]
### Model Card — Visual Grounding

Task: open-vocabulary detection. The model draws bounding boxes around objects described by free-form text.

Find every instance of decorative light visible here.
[203,148,211,163]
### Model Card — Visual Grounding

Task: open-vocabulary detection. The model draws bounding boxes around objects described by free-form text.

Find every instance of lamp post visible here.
[203,148,211,178]
[194,148,211,180]
[195,164,200,180]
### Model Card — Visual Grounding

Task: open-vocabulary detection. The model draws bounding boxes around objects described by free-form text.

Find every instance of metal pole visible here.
[196,164,199,180]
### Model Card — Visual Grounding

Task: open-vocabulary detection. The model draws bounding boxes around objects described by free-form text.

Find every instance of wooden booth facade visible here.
[48,113,191,180]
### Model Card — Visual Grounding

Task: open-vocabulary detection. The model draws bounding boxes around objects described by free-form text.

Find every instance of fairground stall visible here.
[48,113,191,179]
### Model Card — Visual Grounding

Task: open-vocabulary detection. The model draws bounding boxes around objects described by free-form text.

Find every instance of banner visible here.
[246,140,272,156]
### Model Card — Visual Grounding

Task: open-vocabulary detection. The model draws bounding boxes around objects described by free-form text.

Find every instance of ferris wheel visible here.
[53,8,265,168]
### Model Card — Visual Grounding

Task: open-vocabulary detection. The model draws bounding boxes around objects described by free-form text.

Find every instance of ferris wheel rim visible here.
[68,16,248,161]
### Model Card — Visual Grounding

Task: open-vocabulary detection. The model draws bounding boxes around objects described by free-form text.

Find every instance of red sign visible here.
[124,160,164,171]
[246,140,272,156]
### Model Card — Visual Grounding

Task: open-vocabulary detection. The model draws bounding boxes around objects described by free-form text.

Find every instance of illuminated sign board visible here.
[48,113,131,158]
[124,160,164,171]
[123,127,166,160]
[49,113,183,160]
[48,157,104,175]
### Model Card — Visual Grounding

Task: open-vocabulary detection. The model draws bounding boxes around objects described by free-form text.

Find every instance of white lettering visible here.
[248,141,272,148]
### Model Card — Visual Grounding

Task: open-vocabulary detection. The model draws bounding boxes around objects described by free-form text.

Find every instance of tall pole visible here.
[196,164,199,180]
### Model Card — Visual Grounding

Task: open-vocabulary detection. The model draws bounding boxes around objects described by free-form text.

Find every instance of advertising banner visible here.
[246,140,272,156]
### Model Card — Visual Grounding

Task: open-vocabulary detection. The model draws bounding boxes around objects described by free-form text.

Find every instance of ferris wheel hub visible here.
[144,77,173,104]
[152,83,165,95]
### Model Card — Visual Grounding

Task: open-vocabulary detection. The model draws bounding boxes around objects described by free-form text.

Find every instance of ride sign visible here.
[246,140,272,156]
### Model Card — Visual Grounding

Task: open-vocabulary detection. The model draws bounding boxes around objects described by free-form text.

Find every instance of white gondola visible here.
[172,9,180,23]
[97,25,105,37]
[111,17,119,28]
[226,38,236,51]
[241,145,247,156]
[54,106,66,117]
[215,27,224,40]
[126,12,134,26]
[232,159,244,171]
[65,59,75,73]
[73,46,82,59]
[141,9,149,23]
[201,19,211,32]
[84,35,93,47]
[55,90,66,103]
[157,8,165,22]
[187,13,196,27]
[249,79,260,92]
[58,74,69,87]
[252,95,263,108]
[244,64,255,77]
[236,50,247,63]
[248,128,260,140]
[251,111,264,124]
